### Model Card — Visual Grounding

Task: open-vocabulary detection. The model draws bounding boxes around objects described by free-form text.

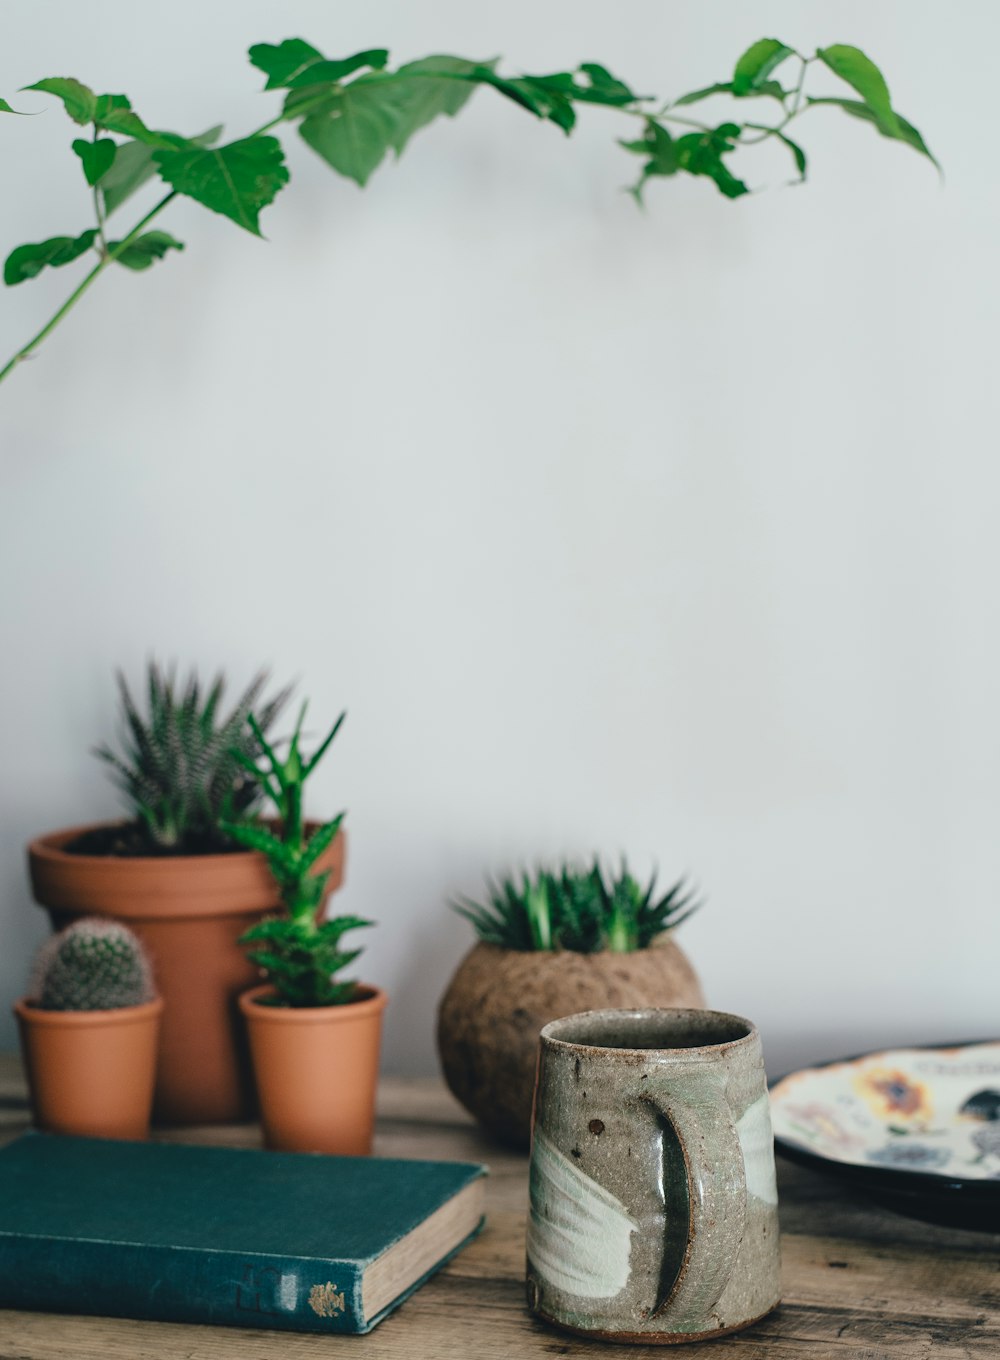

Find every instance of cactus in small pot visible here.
[15,918,163,1140]
[30,918,155,1012]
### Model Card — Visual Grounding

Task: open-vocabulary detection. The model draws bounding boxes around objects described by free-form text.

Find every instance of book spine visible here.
[0,1234,367,1333]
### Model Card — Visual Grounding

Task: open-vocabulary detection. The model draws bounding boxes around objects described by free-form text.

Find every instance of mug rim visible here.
[539,1006,759,1058]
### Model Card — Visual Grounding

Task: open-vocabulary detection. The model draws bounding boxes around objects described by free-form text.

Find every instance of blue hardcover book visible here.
[0,1132,486,1333]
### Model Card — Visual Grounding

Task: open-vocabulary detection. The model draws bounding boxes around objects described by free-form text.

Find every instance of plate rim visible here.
[770,1036,1000,1199]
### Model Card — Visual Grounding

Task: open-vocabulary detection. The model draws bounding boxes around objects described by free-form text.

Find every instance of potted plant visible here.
[226,703,385,1157]
[14,917,162,1140]
[437,861,705,1147]
[26,663,347,1125]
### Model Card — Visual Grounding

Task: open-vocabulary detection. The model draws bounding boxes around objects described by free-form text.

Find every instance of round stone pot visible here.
[436,939,706,1149]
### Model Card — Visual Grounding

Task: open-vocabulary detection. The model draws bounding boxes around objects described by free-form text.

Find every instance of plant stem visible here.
[0,191,176,386]
[92,129,109,256]
[740,56,813,145]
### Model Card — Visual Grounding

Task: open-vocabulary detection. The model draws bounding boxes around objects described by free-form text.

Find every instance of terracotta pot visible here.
[14,995,163,1140]
[239,983,386,1155]
[27,822,346,1125]
[437,939,706,1149]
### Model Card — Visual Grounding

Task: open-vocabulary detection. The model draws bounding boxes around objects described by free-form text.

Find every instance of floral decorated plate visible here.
[770,1041,1000,1229]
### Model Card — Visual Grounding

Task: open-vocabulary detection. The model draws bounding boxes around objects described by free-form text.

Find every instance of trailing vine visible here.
[0,36,935,386]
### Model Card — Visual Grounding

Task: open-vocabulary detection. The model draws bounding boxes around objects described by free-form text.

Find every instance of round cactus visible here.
[30,918,155,1011]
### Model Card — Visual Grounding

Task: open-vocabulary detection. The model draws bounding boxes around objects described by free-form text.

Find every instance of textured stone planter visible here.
[436,939,705,1148]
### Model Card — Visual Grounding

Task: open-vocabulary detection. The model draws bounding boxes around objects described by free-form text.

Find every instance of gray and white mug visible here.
[526,1008,780,1344]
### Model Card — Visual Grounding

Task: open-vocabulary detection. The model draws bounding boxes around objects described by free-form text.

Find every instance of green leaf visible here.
[249,38,388,90]
[154,135,289,235]
[101,124,222,218]
[299,813,345,874]
[471,62,637,130]
[0,98,24,114]
[572,62,637,106]
[249,38,323,89]
[23,76,96,125]
[100,140,156,216]
[221,819,287,857]
[673,82,735,107]
[109,230,184,270]
[382,55,490,154]
[674,78,788,108]
[72,137,116,186]
[630,122,747,201]
[287,51,390,89]
[623,120,680,186]
[97,108,166,146]
[774,129,807,180]
[733,38,794,96]
[4,229,98,285]
[806,96,938,167]
[299,81,403,185]
[676,124,748,198]
[816,44,898,135]
[302,710,346,777]
[94,93,129,118]
[473,69,577,131]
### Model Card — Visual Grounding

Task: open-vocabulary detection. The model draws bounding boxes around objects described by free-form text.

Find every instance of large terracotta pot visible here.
[239,983,386,1155]
[27,822,346,1125]
[14,995,163,1140]
[437,939,706,1148]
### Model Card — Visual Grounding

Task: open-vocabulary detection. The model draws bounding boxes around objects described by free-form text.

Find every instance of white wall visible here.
[1,0,996,1078]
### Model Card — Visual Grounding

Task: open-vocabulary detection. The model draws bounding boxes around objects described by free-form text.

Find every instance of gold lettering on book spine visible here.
[309,1282,346,1317]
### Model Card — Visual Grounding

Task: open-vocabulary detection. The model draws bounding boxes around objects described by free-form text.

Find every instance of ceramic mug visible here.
[526,1008,780,1344]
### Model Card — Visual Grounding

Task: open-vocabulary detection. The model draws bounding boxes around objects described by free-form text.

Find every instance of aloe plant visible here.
[0,37,934,386]
[222,703,370,1007]
[455,860,699,954]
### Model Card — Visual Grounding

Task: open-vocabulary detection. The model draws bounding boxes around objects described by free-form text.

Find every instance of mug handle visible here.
[641,1066,747,1328]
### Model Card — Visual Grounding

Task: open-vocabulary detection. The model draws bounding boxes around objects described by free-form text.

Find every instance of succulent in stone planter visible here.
[438,859,706,1148]
[453,860,699,954]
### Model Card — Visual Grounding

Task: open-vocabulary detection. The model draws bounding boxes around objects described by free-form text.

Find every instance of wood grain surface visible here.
[1,1053,998,1358]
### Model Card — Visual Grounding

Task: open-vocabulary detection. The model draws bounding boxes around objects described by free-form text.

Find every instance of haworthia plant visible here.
[0,37,935,386]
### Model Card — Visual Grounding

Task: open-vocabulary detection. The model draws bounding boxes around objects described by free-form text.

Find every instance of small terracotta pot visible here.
[437,939,706,1148]
[27,822,346,1125]
[239,984,387,1155]
[14,995,163,1140]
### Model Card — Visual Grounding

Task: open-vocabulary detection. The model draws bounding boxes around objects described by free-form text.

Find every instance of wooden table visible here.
[1,1054,998,1358]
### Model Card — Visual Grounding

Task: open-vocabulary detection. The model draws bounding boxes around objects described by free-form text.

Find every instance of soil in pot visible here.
[437,939,705,1149]
[28,822,346,1125]
[240,984,386,1156]
[14,995,163,1140]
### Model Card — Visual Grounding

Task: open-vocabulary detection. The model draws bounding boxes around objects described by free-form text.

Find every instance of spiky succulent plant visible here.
[454,859,699,954]
[95,663,291,852]
[30,918,155,1011]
